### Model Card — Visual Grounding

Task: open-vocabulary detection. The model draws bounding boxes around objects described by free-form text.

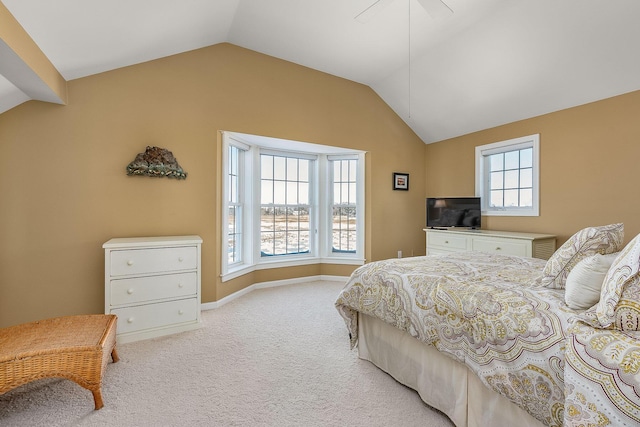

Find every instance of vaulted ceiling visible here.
[2,0,640,144]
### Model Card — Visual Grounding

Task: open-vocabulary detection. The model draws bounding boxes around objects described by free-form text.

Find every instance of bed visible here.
[335,223,640,427]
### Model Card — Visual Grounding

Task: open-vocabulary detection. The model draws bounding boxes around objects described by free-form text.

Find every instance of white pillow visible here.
[565,252,619,310]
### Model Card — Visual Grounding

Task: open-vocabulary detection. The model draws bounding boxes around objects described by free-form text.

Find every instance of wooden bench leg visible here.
[111,347,120,363]
[92,389,104,410]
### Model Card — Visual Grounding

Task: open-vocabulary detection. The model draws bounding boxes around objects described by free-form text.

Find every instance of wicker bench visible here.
[0,314,118,410]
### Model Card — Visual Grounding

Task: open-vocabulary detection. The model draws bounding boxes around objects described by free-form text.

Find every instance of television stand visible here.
[424,228,556,260]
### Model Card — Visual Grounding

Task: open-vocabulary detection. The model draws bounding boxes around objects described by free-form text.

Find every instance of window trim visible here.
[475,134,540,217]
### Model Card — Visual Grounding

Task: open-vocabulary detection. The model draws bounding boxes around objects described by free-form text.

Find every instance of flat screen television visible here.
[426,197,481,229]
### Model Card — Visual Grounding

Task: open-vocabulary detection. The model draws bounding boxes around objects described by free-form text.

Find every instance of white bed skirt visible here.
[358,313,545,427]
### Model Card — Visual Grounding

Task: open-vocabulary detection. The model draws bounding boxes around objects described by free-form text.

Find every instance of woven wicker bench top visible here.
[0,314,116,363]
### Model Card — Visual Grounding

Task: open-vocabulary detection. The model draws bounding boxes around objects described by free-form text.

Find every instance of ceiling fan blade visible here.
[354,0,396,23]
[416,0,453,19]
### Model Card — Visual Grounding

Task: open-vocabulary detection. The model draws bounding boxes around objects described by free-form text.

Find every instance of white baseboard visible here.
[201,275,349,311]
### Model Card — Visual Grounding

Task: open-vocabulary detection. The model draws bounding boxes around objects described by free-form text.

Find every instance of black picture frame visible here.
[393,172,409,191]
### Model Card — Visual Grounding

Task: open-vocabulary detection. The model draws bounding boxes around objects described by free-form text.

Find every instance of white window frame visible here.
[475,134,540,217]
[321,154,365,263]
[221,132,365,282]
[257,149,317,262]
[221,134,254,280]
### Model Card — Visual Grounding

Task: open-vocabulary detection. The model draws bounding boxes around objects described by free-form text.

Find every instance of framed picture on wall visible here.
[393,172,409,191]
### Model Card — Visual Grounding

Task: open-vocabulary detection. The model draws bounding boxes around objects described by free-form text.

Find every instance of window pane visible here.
[286,182,298,204]
[349,160,357,181]
[504,189,519,207]
[229,147,237,175]
[332,206,357,252]
[299,231,310,253]
[520,148,533,168]
[230,176,237,203]
[333,183,341,204]
[228,206,236,232]
[299,159,309,182]
[490,171,503,190]
[341,161,350,181]
[490,190,503,207]
[287,158,298,181]
[520,189,533,207]
[297,206,309,224]
[273,181,286,204]
[261,232,274,256]
[504,151,519,170]
[261,180,273,204]
[504,170,519,189]
[348,183,357,204]
[299,182,309,205]
[261,155,273,179]
[273,156,285,180]
[340,183,349,204]
[520,168,533,188]
[228,236,236,264]
[489,153,503,172]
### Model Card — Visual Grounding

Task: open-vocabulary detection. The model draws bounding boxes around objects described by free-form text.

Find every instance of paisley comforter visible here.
[335,252,577,427]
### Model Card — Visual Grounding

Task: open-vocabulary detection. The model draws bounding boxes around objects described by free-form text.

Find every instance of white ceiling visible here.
[2,0,640,144]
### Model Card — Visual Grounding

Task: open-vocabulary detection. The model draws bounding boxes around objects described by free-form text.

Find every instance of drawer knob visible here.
[127,317,134,323]
[178,257,184,262]
[496,247,501,250]
[126,260,134,266]
[127,288,134,295]
[178,283,184,288]
[445,240,449,244]
[178,310,184,315]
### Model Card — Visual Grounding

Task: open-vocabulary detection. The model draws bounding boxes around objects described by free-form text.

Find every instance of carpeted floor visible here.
[0,280,454,427]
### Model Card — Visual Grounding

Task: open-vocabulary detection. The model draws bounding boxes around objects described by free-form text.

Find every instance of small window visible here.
[330,157,358,253]
[475,134,539,216]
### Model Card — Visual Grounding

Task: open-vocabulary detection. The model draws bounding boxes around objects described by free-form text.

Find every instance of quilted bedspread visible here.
[335,252,577,427]
[564,321,640,426]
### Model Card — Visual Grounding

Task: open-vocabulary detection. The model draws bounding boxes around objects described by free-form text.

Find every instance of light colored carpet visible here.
[0,280,454,427]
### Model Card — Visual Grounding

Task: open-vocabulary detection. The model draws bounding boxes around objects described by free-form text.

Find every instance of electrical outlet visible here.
[398,250,402,258]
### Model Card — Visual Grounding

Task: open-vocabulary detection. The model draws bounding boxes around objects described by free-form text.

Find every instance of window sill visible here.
[483,208,539,217]
[222,256,365,282]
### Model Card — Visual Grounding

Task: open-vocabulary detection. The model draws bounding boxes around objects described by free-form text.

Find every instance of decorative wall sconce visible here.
[126,146,187,179]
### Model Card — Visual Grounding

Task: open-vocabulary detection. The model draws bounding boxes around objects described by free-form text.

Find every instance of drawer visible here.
[111,298,198,334]
[110,246,197,276]
[471,237,528,257]
[109,272,197,306]
[426,247,459,256]
[428,233,468,250]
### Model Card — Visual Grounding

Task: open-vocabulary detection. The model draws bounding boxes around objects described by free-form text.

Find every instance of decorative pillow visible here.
[597,233,640,329]
[614,275,640,331]
[541,223,624,289]
[564,252,618,310]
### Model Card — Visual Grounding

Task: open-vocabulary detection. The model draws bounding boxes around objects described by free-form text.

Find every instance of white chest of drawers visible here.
[424,228,556,260]
[103,235,203,343]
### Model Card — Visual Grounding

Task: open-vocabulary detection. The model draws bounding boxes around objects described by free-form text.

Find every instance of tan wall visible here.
[425,90,640,247]
[0,43,426,328]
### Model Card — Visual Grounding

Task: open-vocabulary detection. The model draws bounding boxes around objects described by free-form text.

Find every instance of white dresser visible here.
[424,228,556,260]
[103,235,203,343]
